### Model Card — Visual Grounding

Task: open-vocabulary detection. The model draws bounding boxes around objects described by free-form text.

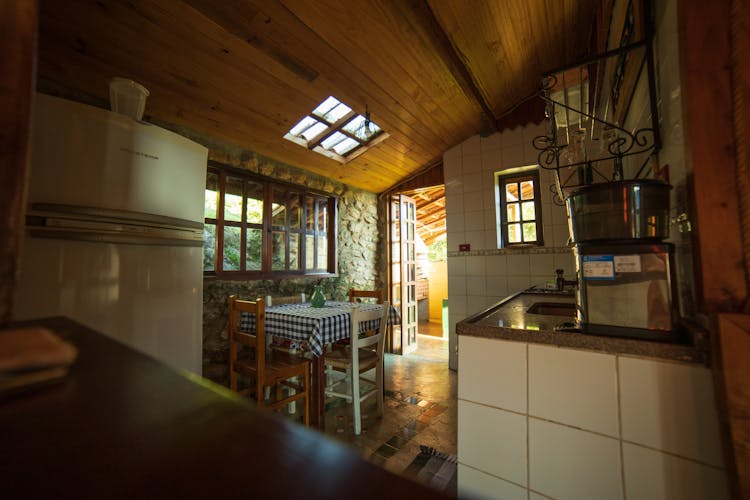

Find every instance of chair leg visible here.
[376,360,384,417]
[288,376,297,414]
[303,365,310,427]
[352,367,362,435]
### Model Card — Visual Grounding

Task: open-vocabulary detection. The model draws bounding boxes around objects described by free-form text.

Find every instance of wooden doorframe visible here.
[678,0,750,496]
[0,0,38,324]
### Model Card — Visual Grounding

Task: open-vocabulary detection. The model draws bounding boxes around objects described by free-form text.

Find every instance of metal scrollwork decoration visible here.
[532,0,661,200]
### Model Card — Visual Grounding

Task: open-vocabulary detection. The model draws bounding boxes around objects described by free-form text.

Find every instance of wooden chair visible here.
[348,288,383,304]
[325,301,389,435]
[228,295,310,426]
[265,293,306,307]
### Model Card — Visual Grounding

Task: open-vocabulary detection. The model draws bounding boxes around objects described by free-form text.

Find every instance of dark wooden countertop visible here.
[0,317,442,499]
[457,291,710,364]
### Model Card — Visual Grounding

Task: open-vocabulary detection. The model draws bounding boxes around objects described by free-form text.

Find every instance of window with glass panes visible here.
[204,162,336,278]
[497,171,543,247]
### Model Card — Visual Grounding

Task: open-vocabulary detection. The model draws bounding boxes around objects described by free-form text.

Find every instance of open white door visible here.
[389,194,418,355]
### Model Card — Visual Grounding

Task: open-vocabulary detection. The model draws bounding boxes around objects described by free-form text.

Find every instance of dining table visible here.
[239,300,398,429]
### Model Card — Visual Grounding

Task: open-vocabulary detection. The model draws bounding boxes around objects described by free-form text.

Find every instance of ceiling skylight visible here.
[284,96,387,163]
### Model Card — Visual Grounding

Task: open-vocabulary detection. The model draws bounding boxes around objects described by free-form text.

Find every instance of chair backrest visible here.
[350,301,389,360]
[349,288,383,304]
[265,293,306,307]
[228,295,266,373]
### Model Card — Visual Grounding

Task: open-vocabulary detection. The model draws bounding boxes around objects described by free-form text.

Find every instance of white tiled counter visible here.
[457,335,729,499]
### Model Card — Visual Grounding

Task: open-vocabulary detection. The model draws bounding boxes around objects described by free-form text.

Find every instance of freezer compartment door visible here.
[13,237,203,374]
[29,93,208,223]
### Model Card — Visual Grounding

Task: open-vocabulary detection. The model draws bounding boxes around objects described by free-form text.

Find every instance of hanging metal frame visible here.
[533,0,661,202]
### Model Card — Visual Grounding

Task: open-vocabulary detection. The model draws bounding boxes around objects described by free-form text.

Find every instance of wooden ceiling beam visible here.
[398,0,498,132]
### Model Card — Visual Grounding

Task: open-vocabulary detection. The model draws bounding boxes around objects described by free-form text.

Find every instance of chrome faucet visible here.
[555,269,578,291]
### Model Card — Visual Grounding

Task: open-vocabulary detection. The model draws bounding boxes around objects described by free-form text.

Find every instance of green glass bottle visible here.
[310,285,326,308]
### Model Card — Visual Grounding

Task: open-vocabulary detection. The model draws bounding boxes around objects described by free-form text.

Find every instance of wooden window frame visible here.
[204,161,337,280]
[497,170,544,247]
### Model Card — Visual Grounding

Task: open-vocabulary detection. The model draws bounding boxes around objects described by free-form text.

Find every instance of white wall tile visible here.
[446,212,464,235]
[481,149,501,172]
[464,210,486,232]
[622,443,730,500]
[449,295,467,320]
[486,276,508,297]
[529,254,556,279]
[464,192,484,213]
[462,134,481,156]
[529,492,554,500]
[465,256,486,276]
[458,336,527,412]
[480,132,503,151]
[463,172,484,193]
[443,144,462,175]
[502,126,525,148]
[446,229,463,253]
[448,255,467,278]
[464,230,485,250]
[552,223,571,247]
[619,357,725,467]
[444,177,463,196]
[449,276,468,296]
[463,154,482,174]
[486,254,508,276]
[550,203,569,227]
[459,401,527,485]
[458,464,527,500]
[503,145,525,168]
[529,419,623,500]
[506,253,531,276]
[507,276,532,293]
[445,192,464,216]
[466,277,486,297]
[529,345,619,437]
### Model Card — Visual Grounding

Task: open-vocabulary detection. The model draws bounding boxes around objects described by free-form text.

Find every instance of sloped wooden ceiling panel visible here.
[36,0,598,193]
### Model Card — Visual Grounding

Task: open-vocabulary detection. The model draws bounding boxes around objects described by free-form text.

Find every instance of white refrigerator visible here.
[13,93,208,374]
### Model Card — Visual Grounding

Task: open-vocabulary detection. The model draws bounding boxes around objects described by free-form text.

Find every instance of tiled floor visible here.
[322,330,456,494]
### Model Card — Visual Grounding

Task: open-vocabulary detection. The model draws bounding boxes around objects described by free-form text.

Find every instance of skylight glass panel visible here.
[320,131,347,150]
[284,95,387,163]
[332,137,359,155]
[342,115,365,134]
[300,121,328,141]
[312,96,340,118]
[289,116,318,137]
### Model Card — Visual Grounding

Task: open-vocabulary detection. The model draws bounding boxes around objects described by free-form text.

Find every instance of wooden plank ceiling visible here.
[36,0,598,194]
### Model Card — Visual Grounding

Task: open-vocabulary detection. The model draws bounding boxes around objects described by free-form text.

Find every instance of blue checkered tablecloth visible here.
[239,301,399,356]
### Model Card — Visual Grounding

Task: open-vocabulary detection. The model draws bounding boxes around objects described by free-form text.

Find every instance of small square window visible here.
[497,169,544,247]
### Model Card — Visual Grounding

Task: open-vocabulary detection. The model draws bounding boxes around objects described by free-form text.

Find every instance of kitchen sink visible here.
[526,302,576,316]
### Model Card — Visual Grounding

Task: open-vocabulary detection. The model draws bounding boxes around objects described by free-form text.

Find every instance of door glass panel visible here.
[272,231,286,271]
[246,228,262,270]
[246,181,264,224]
[223,226,241,270]
[203,223,216,271]
[224,177,243,222]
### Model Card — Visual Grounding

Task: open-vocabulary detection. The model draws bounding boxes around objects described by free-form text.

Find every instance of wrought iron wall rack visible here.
[533,0,661,203]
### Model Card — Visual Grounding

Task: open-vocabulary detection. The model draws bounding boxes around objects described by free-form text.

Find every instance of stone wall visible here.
[36,79,383,385]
